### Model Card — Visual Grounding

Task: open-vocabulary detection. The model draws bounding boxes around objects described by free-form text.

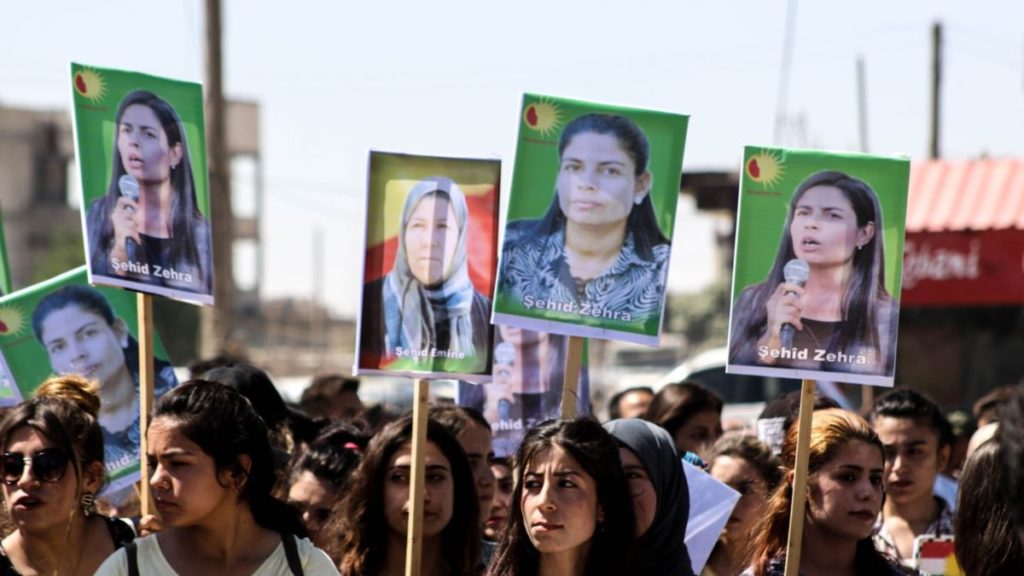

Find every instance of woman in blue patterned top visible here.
[499,113,671,327]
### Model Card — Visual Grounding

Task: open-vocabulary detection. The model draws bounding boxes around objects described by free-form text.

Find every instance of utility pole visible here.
[856,56,869,153]
[201,0,234,357]
[929,21,942,159]
[774,0,798,146]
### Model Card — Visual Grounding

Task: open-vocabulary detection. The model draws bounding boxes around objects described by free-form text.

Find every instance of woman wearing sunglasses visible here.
[0,375,135,575]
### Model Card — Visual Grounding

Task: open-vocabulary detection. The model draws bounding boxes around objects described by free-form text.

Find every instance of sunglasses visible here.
[1,449,70,486]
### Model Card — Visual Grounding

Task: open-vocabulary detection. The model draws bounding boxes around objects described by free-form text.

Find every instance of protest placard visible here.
[71,63,214,305]
[0,267,178,494]
[356,152,500,381]
[456,326,590,458]
[727,147,910,387]
[492,94,688,346]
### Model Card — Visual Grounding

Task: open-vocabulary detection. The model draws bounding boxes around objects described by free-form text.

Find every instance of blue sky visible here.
[2,1,1022,317]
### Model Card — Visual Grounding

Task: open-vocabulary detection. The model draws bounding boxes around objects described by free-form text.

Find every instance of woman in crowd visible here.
[328,416,480,575]
[360,177,492,372]
[487,418,636,576]
[31,283,177,486]
[87,89,211,294]
[287,425,364,550]
[703,436,783,576]
[96,380,337,575]
[954,439,1024,575]
[498,113,670,327]
[484,458,514,544]
[605,418,695,576]
[0,375,134,575]
[643,381,723,456]
[729,170,898,376]
[747,408,915,576]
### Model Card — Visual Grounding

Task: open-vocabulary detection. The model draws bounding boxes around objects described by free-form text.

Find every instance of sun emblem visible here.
[73,68,106,103]
[523,98,563,137]
[0,306,26,337]
[746,150,785,189]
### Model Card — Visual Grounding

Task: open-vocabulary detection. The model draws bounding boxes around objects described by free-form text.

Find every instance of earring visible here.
[633,196,644,205]
[857,244,864,251]
[80,491,96,517]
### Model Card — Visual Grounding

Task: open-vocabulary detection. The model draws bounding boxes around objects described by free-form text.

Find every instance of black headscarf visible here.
[605,419,695,576]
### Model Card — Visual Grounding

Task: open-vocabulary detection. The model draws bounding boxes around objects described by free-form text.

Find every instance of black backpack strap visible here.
[126,541,140,576]
[281,533,303,576]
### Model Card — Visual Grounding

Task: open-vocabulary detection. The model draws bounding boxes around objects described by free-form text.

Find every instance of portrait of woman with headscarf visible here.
[360,176,493,374]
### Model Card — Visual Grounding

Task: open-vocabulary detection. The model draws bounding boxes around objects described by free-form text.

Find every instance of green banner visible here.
[70,63,213,306]
[0,267,178,494]
[726,146,910,387]
[493,94,688,346]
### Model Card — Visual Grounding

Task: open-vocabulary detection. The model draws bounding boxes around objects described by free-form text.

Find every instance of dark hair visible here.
[202,364,289,432]
[644,381,723,444]
[998,384,1024,544]
[331,416,480,576]
[31,284,172,388]
[973,385,1020,424]
[0,375,104,497]
[187,352,248,379]
[956,440,1024,575]
[757,390,841,435]
[300,374,360,417]
[707,435,784,493]
[92,90,207,285]
[290,423,364,489]
[751,409,891,576]
[429,404,492,436]
[870,388,953,448]
[528,113,668,261]
[730,170,892,371]
[488,418,636,576]
[607,386,654,420]
[152,379,305,537]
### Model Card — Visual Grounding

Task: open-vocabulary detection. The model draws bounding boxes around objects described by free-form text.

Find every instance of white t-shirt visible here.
[96,534,339,576]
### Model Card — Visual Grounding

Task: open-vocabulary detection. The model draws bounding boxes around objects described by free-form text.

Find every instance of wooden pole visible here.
[136,293,156,517]
[405,378,429,576]
[560,336,584,419]
[783,378,816,576]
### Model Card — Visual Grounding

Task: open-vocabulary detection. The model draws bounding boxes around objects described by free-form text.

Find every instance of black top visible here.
[0,516,135,574]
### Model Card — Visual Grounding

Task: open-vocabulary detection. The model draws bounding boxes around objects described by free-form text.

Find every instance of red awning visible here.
[903,159,1024,306]
[907,158,1024,232]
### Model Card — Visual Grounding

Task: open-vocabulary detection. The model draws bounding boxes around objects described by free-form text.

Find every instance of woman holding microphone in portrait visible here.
[499,113,670,325]
[86,89,211,294]
[729,170,898,375]
[360,176,491,368]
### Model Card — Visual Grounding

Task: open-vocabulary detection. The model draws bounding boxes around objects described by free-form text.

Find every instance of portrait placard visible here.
[456,326,590,458]
[492,94,688,346]
[0,267,178,494]
[71,63,214,305]
[356,152,500,381]
[726,146,910,387]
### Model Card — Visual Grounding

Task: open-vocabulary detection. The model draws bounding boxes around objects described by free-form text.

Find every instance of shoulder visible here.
[293,536,341,575]
[503,219,547,248]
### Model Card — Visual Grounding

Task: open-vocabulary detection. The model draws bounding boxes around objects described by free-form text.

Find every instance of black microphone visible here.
[779,259,810,348]
[118,174,140,262]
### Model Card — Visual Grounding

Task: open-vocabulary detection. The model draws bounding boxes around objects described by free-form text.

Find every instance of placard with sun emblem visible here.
[726,146,910,387]
[70,63,214,306]
[492,94,689,346]
[0,266,178,496]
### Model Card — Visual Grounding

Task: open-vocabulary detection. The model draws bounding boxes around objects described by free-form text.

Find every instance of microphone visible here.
[779,259,810,348]
[118,175,140,262]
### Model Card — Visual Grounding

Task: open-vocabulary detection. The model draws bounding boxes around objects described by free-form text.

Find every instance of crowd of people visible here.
[0,359,1022,576]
